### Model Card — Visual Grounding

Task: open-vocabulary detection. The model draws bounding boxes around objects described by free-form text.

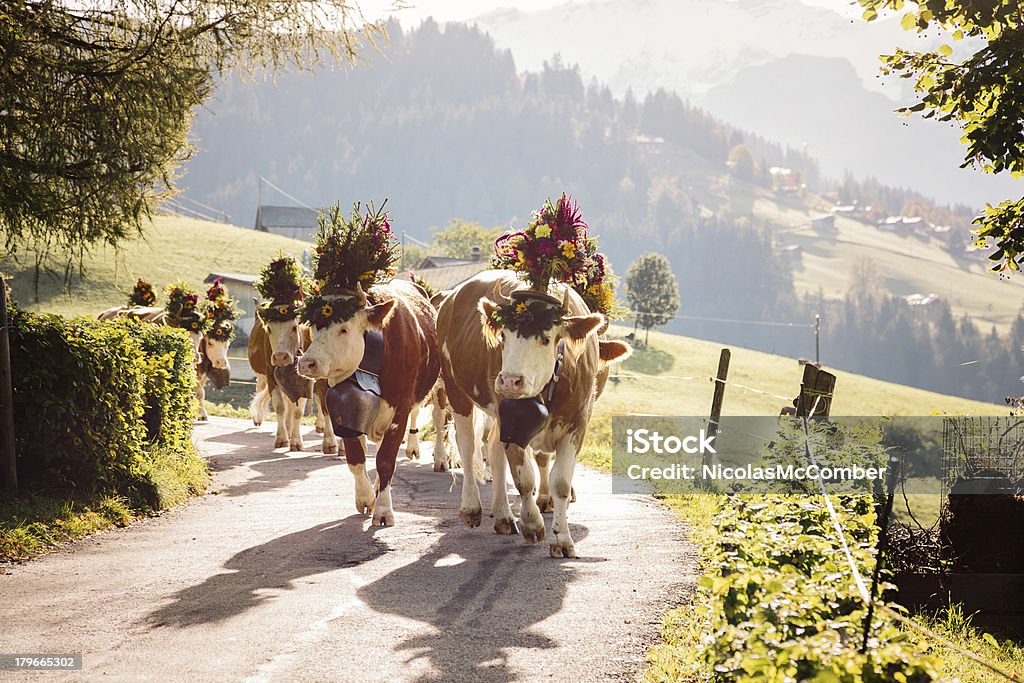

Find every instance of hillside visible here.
[601,325,1004,417]
[2,216,311,317]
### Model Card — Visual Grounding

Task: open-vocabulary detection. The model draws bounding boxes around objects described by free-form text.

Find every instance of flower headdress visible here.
[490,193,619,335]
[256,253,307,322]
[164,280,208,333]
[489,295,566,340]
[128,278,157,307]
[408,271,438,299]
[300,200,398,330]
[204,278,240,342]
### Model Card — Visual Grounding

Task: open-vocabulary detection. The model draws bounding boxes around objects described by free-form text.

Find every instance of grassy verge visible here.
[0,494,136,562]
[579,410,1024,682]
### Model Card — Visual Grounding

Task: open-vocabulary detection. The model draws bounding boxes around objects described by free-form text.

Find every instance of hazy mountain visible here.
[467,0,1024,208]
[701,54,1022,208]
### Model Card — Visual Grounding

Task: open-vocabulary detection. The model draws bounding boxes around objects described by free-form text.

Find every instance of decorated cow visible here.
[194,278,238,420]
[249,253,337,454]
[438,194,630,557]
[296,201,441,527]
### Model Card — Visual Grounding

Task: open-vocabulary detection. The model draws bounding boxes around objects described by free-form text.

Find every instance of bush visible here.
[9,307,207,508]
[700,495,938,681]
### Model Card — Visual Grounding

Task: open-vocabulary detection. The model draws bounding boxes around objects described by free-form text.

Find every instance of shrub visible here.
[700,495,938,681]
[9,307,207,507]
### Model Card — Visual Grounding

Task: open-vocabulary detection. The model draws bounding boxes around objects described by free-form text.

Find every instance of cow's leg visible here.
[535,451,555,513]
[287,397,306,451]
[477,414,493,482]
[343,436,375,515]
[489,429,516,535]
[431,400,450,472]
[548,439,578,558]
[272,387,289,448]
[195,376,209,421]
[371,416,406,527]
[406,402,421,460]
[454,412,482,527]
[251,374,270,427]
[314,396,324,434]
[504,444,545,544]
[315,383,337,455]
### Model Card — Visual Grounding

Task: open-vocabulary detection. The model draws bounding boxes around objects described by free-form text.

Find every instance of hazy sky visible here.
[372,0,862,25]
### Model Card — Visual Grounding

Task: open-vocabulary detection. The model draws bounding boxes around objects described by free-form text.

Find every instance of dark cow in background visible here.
[437,270,630,557]
[297,280,440,527]
[248,309,336,454]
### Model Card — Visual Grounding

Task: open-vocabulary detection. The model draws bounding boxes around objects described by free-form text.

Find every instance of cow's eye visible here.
[291,325,298,332]
[541,336,551,346]
[498,332,505,343]
[338,327,348,335]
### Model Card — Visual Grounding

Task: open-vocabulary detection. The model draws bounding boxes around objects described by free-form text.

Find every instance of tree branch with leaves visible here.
[858,0,1024,271]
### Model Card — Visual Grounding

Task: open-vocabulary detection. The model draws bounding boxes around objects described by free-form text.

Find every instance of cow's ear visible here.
[479,299,502,347]
[563,313,604,345]
[365,299,396,329]
[253,299,263,322]
[599,340,632,364]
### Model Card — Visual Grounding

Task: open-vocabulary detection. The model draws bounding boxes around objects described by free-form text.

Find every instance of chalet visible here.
[811,214,836,233]
[253,205,318,241]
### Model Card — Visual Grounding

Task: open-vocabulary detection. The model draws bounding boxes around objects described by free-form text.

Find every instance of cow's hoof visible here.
[407,448,419,460]
[549,542,576,558]
[253,419,262,427]
[356,497,375,516]
[372,509,395,527]
[433,459,449,473]
[460,507,482,528]
[536,494,554,513]
[289,441,303,452]
[494,517,518,535]
[521,523,546,544]
[274,437,289,448]
[315,425,324,434]
[197,414,209,422]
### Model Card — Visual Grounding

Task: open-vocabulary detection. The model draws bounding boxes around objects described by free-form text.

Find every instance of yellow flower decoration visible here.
[535,224,552,238]
[515,302,528,314]
[561,241,575,258]
[358,270,376,282]
[277,305,290,316]
[321,304,334,318]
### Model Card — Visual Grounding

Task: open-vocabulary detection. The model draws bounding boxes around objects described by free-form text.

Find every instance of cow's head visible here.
[481,289,604,399]
[255,300,303,367]
[297,284,396,385]
[203,328,232,371]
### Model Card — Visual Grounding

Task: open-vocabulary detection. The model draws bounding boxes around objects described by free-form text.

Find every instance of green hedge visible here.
[700,495,937,682]
[9,307,207,508]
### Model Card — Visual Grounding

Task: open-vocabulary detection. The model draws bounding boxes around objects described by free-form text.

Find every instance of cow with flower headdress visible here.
[296,201,441,527]
[193,278,239,420]
[248,253,337,454]
[437,194,631,557]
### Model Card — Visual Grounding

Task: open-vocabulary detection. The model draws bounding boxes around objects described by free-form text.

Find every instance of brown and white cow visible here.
[248,308,337,454]
[436,270,630,557]
[194,335,231,421]
[296,280,441,527]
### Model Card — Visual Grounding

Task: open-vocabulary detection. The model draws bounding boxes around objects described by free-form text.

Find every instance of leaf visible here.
[938,44,953,56]
[900,12,917,31]
[982,632,999,648]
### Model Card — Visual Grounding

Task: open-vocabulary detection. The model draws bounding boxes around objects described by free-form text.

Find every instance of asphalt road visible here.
[1,417,696,682]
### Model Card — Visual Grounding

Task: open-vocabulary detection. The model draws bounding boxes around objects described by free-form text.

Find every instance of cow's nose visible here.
[271,352,292,366]
[297,357,317,376]
[497,372,525,393]
[214,359,229,370]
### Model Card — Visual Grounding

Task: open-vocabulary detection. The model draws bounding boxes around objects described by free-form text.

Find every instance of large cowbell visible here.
[326,329,385,438]
[498,396,550,448]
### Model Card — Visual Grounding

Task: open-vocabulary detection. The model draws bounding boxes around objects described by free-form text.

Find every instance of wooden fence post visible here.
[796,363,836,418]
[705,348,730,470]
[0,276,16,490]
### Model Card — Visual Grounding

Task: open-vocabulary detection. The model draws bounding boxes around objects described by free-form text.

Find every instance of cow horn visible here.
[561,287,571,311]
[355,281,367,305]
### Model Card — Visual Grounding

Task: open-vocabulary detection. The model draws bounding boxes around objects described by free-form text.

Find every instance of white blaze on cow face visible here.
[479,298,605,400]
[297,296,396,386]
[261,318,301,367]
[204,336,230,370]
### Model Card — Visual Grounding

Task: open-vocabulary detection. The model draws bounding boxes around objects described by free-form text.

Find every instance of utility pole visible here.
[0,276,17,490]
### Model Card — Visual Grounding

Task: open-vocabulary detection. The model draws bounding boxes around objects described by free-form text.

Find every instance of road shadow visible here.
[147,516,384,628]
[201,430,340,498]
[356,467,593,683]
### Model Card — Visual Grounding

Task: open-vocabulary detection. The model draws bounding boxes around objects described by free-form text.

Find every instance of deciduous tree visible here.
[624,251,680,346]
